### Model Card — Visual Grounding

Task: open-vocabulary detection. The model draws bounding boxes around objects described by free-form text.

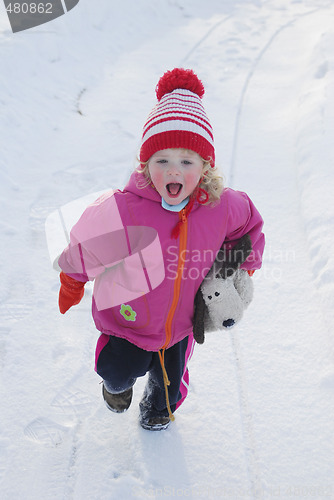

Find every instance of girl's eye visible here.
[182,160,192,165]
[157,159,168,164]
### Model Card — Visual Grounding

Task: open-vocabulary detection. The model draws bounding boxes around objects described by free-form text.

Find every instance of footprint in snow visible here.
[24,384,98,446]
[50,386,97,420]
[24,418,69,447]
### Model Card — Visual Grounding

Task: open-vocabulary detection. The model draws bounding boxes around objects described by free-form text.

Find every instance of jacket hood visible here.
[123,171,161,203]
[123,171,203,214]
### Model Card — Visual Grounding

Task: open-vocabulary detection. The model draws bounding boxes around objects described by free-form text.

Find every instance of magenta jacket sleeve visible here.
[224,188,265,271]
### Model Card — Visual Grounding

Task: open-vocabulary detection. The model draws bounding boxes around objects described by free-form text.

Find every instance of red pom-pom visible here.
[156,68,205,101]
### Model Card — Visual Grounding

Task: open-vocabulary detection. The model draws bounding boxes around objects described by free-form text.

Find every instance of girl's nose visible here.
[167,162,180,175]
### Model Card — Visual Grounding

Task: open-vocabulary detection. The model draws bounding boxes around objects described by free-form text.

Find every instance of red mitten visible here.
[59,271,85,314]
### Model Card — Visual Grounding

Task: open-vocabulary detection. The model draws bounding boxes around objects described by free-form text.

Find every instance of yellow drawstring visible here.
[158,349,175,422]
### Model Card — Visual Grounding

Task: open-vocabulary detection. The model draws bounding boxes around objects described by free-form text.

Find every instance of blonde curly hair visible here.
[136,149,224,205]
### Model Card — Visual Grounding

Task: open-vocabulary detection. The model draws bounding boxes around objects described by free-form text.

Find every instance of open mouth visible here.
[166,183,183,198]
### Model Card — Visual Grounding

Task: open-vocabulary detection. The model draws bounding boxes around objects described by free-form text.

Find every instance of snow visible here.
[1,0,334,499]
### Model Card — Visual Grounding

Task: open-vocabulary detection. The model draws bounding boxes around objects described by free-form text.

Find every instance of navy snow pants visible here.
[95,334,194,419]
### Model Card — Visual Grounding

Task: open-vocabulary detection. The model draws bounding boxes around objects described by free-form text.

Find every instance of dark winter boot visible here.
[139,414,171,431]
[102,384,133,413]
[139,395,171,431]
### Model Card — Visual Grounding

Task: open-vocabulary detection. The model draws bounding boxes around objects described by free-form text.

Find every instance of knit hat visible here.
[140,68,215,167]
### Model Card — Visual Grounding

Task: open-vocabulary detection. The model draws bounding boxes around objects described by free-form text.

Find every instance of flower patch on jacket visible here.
[119,304,137,322]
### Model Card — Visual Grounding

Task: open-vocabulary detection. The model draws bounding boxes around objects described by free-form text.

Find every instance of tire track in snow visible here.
[52,379,98,500]
[230,331,263,498]
[181,14,232,64]
[62,425,82,500]
[229,6,330,186]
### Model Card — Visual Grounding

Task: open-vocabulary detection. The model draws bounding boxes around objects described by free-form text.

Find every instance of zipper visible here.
[159,208,188,421]
[162,208,188,349]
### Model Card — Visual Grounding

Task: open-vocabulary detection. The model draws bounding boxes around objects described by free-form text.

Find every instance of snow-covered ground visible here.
[1,1,334,499]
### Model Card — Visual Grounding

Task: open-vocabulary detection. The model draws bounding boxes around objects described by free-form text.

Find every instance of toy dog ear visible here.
[216,234,252,279]
[193,287,206,344]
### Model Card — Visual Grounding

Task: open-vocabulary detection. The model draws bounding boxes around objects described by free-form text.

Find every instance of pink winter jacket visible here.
[58,171,265,351]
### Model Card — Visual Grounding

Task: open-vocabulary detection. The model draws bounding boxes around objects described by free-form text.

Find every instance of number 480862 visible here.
[6,3,53,14]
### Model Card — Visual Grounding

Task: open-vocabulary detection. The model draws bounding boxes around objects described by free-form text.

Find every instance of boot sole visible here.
[104,400,129,414]
[140,419,171,431]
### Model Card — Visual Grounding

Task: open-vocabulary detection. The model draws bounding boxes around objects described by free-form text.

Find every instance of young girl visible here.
[58,68,265,431]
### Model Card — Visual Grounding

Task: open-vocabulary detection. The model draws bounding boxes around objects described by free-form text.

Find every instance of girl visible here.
[58,68,265,431]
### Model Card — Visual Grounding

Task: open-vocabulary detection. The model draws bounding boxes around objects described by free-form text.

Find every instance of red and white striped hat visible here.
[140,68,215,167]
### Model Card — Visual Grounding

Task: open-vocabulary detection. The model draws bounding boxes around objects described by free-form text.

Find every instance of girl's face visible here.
[148,149,204,205]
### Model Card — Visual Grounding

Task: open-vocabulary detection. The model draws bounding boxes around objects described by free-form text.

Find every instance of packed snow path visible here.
[0,1,334,499]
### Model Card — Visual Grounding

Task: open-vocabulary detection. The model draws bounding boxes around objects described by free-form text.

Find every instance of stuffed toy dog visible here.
[193,234,253,344]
